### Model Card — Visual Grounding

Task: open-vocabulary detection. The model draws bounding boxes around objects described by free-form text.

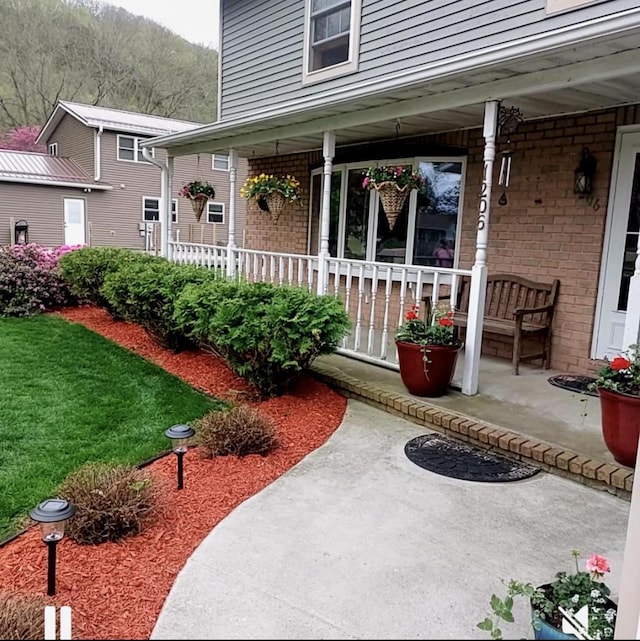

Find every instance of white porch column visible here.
[622,238,640,349]
[317,130,335,296]
[461,100,500,396]
[227,148,238,278]
[614,437,640,640]
[161,155,173,259]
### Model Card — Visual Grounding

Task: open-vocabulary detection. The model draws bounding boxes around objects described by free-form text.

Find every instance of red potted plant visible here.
[395,300,462,397]
[591,344,640,468]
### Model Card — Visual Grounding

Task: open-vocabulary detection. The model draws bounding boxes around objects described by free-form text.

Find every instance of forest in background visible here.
[0,0,218,134]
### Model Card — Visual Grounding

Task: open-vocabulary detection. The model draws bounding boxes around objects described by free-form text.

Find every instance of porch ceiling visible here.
[148,29,640,159]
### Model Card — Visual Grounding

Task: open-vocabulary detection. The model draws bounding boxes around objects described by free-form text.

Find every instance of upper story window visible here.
[212,154,229,171]
[48,142,58,156]
[303,0,362,85]
[118,135,154,163]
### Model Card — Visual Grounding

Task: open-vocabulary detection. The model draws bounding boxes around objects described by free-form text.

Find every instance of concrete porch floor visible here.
[310,351,636,496]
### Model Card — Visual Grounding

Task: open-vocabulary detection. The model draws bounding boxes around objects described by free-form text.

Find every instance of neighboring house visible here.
[142,0,640,395]
[0,101,247,250]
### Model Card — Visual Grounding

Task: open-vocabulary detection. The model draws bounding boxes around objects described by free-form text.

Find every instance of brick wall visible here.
[241,106,640,375]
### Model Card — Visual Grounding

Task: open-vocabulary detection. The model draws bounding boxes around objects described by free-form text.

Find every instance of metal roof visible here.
[0,150,111,190]
[36,101,204,144]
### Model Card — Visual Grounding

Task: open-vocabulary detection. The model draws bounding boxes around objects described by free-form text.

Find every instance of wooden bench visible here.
[454,274,560,375]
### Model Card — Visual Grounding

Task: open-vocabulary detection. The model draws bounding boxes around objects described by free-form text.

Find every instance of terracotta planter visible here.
[396,341,461,397]
[598,387,640,468]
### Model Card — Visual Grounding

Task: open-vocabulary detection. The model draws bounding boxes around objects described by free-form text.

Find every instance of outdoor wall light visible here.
[29,498,76,596]
[574,147,597,196]
[14,219,29,245]
[165,424,196,490]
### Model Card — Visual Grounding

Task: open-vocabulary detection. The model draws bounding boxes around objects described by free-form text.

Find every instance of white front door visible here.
[593,131,640,359]
[63,198,86,246]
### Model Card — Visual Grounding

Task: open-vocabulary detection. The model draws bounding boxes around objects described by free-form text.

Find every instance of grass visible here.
[0,315,223,540]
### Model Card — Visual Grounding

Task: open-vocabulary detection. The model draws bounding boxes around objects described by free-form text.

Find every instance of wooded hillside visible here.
[0,0,218,132]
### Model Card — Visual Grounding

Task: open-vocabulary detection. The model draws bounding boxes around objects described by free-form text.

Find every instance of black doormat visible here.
[548,374,598,397]
[404,434,541,483]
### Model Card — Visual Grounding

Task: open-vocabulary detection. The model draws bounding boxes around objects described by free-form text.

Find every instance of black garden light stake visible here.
[29,498,76,596]
[165,424,196,490]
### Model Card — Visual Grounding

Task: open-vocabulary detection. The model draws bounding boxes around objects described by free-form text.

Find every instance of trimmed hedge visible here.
[175,279,350,396]
[101,260,222,351]
[59,247,158,317]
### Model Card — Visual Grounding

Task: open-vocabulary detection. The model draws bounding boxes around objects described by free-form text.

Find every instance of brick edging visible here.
[310,362,633,500]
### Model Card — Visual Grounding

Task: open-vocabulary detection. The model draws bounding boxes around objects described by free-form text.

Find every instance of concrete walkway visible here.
[152,400,629,640]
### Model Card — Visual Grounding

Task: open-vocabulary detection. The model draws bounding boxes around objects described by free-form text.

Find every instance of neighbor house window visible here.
[48,142,58,156]
[212,154,229,171]
[207,202,225,224]
[303,0,361,84]
[118,135,153,162]
[309,158,465,267]
[143,198,177,222]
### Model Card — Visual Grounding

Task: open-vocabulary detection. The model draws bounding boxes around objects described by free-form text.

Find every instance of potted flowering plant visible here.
[395,300,462,397]
[240,174,301,221]
[178,180,216,222]
[590,344,640,468]
[479,550,617,640]
[362,165,425,230]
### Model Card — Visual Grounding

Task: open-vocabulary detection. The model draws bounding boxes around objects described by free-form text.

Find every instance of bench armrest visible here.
[513,304,555,318]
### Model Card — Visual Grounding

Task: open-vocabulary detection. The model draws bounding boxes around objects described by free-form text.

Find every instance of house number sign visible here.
[478,162,489,230]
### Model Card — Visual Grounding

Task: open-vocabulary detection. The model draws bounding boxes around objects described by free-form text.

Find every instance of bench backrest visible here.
[457,274,560,324]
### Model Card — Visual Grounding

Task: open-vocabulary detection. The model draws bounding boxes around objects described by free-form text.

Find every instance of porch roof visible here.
[144,16,640,159]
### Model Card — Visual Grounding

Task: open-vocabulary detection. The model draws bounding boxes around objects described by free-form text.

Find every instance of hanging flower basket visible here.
[372,182,410,230]
[188,194,208,223]
[263,191,287,222]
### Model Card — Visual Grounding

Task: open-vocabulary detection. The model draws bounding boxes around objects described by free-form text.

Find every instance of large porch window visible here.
[309,158,465,267]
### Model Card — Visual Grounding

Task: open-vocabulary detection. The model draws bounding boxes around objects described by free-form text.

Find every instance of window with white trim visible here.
[309,158,465,267]
[212,154,229,171]
[142,198,177,223]
[303,0,361,83]
[118,135,154,163]
[48,142,58,156]
[207,202,225,224]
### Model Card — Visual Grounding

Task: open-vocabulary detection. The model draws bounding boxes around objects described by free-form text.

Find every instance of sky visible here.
[102,0,220,49]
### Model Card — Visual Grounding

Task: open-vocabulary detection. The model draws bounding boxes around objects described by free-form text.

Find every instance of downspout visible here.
[142,147,172,258]
[94,125,103,181]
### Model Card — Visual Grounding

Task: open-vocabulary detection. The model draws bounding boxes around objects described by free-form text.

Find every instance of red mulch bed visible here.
[0,306,347,640]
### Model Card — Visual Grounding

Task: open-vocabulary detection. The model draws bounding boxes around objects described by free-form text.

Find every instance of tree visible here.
[0,125,44,152]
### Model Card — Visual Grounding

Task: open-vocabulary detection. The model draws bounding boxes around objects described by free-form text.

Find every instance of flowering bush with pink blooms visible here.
[479,549,617,639]
[0,243,83,316]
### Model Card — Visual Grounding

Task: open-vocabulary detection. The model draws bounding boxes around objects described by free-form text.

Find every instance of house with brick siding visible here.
[141,0,640,402]
[0,101,247,251]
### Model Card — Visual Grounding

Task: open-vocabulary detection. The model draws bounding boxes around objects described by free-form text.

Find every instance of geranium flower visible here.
[586,554,610,577]
[611,356,631,371]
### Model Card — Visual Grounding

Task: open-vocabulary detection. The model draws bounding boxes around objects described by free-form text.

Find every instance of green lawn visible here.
[0,315,222,539]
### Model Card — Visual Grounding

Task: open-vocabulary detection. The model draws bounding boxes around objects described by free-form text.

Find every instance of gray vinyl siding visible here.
[94,132,247,250]
[0,182,93,247]
[220,0,635,119]
[44,114,95,177]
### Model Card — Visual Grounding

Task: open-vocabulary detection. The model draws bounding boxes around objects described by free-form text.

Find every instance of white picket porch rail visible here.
[166,241,475,382]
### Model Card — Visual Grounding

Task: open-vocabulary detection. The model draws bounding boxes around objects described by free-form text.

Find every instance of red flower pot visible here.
[396,341,461,397]
[598,387,640,468]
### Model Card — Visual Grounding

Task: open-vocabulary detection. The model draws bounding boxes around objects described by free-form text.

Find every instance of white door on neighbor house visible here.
[63,198,86,246]
[594,131,640,359]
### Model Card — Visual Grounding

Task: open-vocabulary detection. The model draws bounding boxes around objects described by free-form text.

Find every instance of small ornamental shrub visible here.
[0,243,80,316]
[57,462,160,545]
[0,590,48,640]
[59,246,158,316]
[175,280,351,397]
[194,405,278,457]
[101,260,222,351]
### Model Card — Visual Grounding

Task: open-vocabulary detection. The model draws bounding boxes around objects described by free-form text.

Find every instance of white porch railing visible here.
[166,241,474,377]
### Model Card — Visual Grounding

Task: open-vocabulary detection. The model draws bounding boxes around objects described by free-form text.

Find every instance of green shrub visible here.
[101,260,222,351]
[175,280,351,396]
[194,404,278,457]
[59,247,157,316]
[58,462,160,545]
